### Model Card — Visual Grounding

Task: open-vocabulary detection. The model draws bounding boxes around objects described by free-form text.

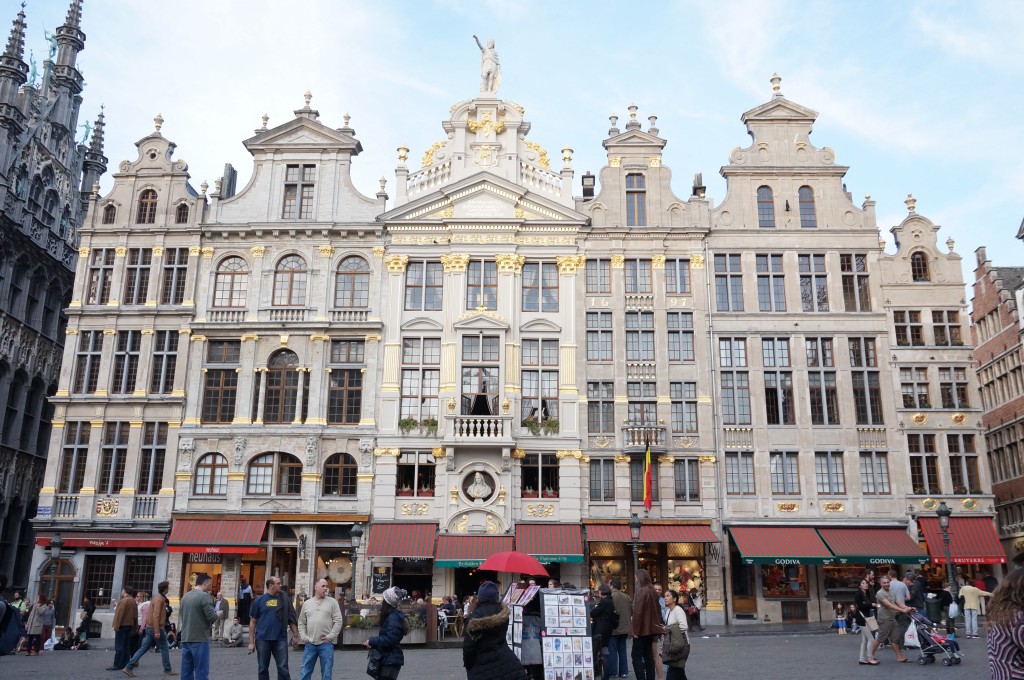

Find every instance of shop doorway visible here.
[393,559,433,601]
[729,542,757,619]
[453,567,498,603]
[38,559,76,626]
[240,548,269,597]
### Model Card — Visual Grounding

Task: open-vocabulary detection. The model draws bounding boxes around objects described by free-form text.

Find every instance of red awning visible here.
[640,525,718,543]
[729,525,834,565]
[35,531,166,549]
[365,523,437,559]
[817,527,929,565]
[515,524,584,563]
[585,525,631,542]
[166,519,267,554]
[918,516,1006,565]
[435,534,514,567]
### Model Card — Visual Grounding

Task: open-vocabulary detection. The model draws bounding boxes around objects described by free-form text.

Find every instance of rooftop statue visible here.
[473,35,501,94]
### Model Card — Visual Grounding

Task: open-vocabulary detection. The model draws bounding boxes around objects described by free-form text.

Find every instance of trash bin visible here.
[925,597,942,623]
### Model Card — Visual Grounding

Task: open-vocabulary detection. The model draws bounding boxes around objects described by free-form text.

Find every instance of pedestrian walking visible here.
[122,580,173,677]
[463,581,527,680]
[248,576,299,680]
[108,587,139,670]
[365,586,410,680]
[590,585,618,680]
[179,572,219,680]
[854,578,876,665]
[297,578,343,680]
[608,578,632,679]
[959,581,992,638]
[238,577,254,626]
[986,568,1024,679]
[132,591,149,660]
[869,575,914,664]
[661,589,689,680]
[24,593,47,656]
[11,591,28,653]
[631,569,663,680]
[886,569,911,641]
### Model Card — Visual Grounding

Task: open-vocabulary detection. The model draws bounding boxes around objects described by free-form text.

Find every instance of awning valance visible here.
[817,527,929,565]
[585,525,631,543]
[166,519,267,554]
[640,525,718,543]
[36,531,166,549]
[365,523,437,559]
[729,526,833,565]
[918,516,1006,565]
[435,534,513,568]
[515,524,584,563]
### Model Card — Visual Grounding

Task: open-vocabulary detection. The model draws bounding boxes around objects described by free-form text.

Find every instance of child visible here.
[848,603,860,634]
[834,603,847,634]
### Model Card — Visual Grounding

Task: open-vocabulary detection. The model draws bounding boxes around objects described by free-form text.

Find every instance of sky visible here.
[19,0,1024,294]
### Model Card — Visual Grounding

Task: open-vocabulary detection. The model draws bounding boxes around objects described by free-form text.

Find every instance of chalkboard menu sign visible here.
[372,566,392,594]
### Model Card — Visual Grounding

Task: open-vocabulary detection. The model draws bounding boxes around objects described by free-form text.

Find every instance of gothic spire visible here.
[89,106,104,154]
[64,0,83,31]
[4,4,26,61]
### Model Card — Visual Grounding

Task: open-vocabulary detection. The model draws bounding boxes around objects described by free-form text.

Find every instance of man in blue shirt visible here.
[248,577,299,680]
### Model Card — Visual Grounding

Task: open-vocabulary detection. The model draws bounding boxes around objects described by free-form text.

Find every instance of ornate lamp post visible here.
[49,533,64,620]
[349,523,364,600]
[629,512,642,594]
[936,501,958,629]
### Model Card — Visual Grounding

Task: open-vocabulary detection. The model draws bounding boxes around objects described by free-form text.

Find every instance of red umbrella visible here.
[478,550,550,576]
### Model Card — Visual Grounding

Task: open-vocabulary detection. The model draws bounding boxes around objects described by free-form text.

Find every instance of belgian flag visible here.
[643,440,653,511]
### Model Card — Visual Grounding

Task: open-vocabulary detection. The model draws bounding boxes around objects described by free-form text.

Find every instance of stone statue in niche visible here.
[473,35,501,94]
[466,471,494,502]
[178,438,194,470]
[305,436,319,468]
[359,438,374,468]
[233,436,246,466]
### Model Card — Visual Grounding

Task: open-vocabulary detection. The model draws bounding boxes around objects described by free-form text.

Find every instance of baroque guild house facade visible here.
[29,64,1003,633]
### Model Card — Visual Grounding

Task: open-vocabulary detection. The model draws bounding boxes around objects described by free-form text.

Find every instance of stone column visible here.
[308,334,329,425]
[438,254,470,418]
[380,255,408,432]
[293,367,307,424]
[254,368,269,424]
[234,334,260,424]
[182,245,202,310]
[556,256,585,437]
[135,329,156,396]
[315,245,335,321]
[182,334,205,425]
[107,245,129,308]
[362,335,381,428]
[495,254,524,424]
[614,454,631,513]
[658,454,675,514]
[148,246,165,307]
[247,246,267,320]
[554,450,584,523]
[93,328,118,396]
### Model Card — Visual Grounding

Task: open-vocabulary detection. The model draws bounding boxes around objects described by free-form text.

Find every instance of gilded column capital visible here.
[495,254,525,273]
[690,253,705,270]
[188,246,201,256]
[555,450,584,460]
[610,255,625,269]
[385,254,409,273]
[115,246,127,257]
[440,253,470,273]
[152,246,164,257]
[374,447,401,457]
[241,333,259,342]
[310,333,330,342]
[201,247,215,259]
[371,246,386,259]
[652,255,666,269]
[78,246,90,258]
[511,449,526,459]
[614,454,631,463]
[432,447,446,458]
[556,255,586,275]
[318,245,335,258]
[250,246,266,258]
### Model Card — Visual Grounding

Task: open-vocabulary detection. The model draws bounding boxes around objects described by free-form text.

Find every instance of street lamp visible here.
[349,523,364,600]
[629,512,642,594]
[49,533,63,618]
[936,501,959,629]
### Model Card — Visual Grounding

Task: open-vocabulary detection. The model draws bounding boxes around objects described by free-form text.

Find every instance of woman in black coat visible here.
[366,587,409,678]
[463,581,528,680]
[590,585,618,680]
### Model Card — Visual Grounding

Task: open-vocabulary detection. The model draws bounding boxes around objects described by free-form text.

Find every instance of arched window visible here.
[799,186,817,228]
[247,452,302,495]
[136,189,157,224]
[264,350,304,424]
[323,453,358,496]
[334,256,370,308]
[757,186,775,228]
[42,190,59,225]
[102,204,117,225]
[911,252,930,282]
[273,255,307,306]
[194,453,228,496]
[213,256,248,307]
[175,203,189,224]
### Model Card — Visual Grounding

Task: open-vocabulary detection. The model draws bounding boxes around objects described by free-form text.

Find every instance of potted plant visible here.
[421,418,438,436]
[543,418,560,436]
[542,487,558,498]
[912,487,926,495]
[418,485,434,497]
[396,484,414,497]
[399,417,419,435]
[953,484,968,495]
[524,420,541,436]
[522,486,539,499]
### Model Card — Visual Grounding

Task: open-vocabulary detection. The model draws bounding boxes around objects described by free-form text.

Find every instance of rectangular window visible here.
[860,451,891,494]
[850,337,883,425]
[328,340,365,425]
[522,453,559,498]
[726,451,755,495]
[670,382,698,434]
[404,261,443,311]
[98,421,129,495]
[764,371,795,425]
[714,254,744,311]
[630,455,659,502]
[123,248,152,305]
[587,381,615,434]
[908,433,940,494]
[586,259,611,294]
[719,337,748,367]
[948,434,980,494]
[201,340,240,423]
[674,458,700,501]
[667,312,694,362]
[522,339,559,426]
[894,310,924,346]
[900,367,931,408]
[522,262,559,312]
[626,174,646,226]
[586,312,613,362]
[466,259,497,310]
[87,248,115,305]
[282,164,316,219]
[124,556,156,597]
[626,382,658,425]
[73,330,104,394]
[932,310,963,346]
[840,254,871,312]
[807,337,839,425]
[815,451,846,495]
[624,259,652,294]
[111,330,141,394]
[590,459,615,501]
[756,254,786,312]
[799,254,828,312]
[400,338,440,423]
[137,422,168,495]
[58,422,90,493]
[939,366,970,408]
[721,372,751,425]
[396,450,435,497]
[762,338,791,367]
[665,259,691,294]
[149,330,179,394]
[83,555,116,608]
[770,451,800,495]
[161,247,189,305]
[625,311,655,361]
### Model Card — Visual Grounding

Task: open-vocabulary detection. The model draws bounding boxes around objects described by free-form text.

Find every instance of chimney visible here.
[581,172,595,199]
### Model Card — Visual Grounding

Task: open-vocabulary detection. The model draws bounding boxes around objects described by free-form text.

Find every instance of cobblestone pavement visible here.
[1,634,984,680]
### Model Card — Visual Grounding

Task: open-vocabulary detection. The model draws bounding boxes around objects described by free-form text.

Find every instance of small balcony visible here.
[268,307,309,322]
[723,427,754,448]
[857,428,888,449]
[53,495,79,518]
[208,309,246,323]
[445,414,512,441]
[133,495,160,519]
[626,362,657,379]
[330,309,370,323]
[621,425,667,450]
[624,294,655,310]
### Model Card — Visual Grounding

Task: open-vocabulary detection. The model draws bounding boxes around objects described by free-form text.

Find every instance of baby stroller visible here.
[909,611,962,667]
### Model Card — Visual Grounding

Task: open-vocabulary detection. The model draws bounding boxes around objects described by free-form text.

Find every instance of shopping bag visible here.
[903,625,920,648]
[947,602,960,619]
[864,616,879,632]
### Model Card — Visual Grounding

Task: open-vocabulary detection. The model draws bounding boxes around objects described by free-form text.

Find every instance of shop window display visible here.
[760,564,809,599]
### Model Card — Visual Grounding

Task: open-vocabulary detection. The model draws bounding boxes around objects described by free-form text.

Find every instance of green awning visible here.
[730,526,834,565]
[817,527,929,565]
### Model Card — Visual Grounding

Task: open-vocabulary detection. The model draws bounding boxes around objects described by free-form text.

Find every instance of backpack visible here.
[0,601,20,657]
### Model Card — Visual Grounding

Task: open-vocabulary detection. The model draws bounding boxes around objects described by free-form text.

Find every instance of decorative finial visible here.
[213,178,222,194]
[865,194,871,200]
[200,181,208,195]
[905,193,916,213]
[946,237,955,253]
[343,112,351,128]
[154,113,164,132]
[379,177,387,193]
[609,114,618,126]
[628,103,638,120]
[397,145,409,164]
[561,147,573,165]
[91,181,99,196]
[608,114,619,136]
[770,73,782,96]
[261,113,269,129]
[303,90,312,107]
